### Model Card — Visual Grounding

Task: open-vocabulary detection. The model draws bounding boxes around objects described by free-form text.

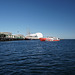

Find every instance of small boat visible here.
[39,37,60,41]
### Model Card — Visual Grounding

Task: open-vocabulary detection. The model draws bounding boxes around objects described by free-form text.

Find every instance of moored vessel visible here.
[40,37,60,41]
[25,32,43,40]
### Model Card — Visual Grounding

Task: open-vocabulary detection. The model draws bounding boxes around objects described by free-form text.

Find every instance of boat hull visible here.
[25,37,39,40]
[40,38,60,41]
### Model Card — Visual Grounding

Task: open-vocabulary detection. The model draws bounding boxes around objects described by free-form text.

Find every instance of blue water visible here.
[0,40,75,75]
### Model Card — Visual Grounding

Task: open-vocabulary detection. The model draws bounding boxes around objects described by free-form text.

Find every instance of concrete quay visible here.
[0,38,25,41]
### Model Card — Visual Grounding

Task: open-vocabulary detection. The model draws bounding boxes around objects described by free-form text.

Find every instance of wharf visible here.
[0,38,25,41]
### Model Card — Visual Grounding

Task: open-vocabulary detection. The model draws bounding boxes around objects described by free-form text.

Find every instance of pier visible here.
[0,37,25,41]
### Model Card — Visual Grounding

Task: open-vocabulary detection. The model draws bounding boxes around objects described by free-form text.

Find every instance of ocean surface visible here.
[0,40,75,75]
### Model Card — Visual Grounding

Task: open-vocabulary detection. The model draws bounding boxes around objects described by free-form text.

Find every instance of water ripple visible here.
[0,40,75,75]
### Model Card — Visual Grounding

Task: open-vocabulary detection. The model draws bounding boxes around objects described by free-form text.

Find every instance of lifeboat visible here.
[39,37,60,41]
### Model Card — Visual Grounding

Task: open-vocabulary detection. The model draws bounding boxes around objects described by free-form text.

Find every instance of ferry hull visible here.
[40,38,60,41]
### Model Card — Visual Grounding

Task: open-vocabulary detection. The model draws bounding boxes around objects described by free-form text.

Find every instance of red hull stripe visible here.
[39,38,60,41]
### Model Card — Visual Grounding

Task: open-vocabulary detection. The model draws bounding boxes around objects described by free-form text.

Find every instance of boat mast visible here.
[27,28,30,36]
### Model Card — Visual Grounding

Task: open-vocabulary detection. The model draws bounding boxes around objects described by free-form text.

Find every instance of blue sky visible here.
[0,0,75,39]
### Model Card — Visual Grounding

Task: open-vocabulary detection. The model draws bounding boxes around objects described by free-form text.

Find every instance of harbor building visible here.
[0,32,25,39]
[0,32,12,38]
[13,34,25,39]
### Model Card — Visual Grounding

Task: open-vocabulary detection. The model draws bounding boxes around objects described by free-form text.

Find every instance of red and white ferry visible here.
[39,37,60,41]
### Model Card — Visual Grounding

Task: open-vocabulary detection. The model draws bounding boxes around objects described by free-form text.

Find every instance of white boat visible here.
[25,33,43,40]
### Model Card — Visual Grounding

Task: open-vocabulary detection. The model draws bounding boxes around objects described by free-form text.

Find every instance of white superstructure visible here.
[25,32,43,40]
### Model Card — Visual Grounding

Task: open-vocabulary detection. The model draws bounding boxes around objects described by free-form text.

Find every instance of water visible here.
[0,40,75,75]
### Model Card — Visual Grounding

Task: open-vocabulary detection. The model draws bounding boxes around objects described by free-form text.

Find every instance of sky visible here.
[0,0,75,39]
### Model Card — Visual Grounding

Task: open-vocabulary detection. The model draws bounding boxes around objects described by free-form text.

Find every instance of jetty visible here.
[0,32,25,41]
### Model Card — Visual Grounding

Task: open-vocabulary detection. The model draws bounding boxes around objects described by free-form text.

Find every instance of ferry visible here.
[25,33,43,40]
[39,37,60,41]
